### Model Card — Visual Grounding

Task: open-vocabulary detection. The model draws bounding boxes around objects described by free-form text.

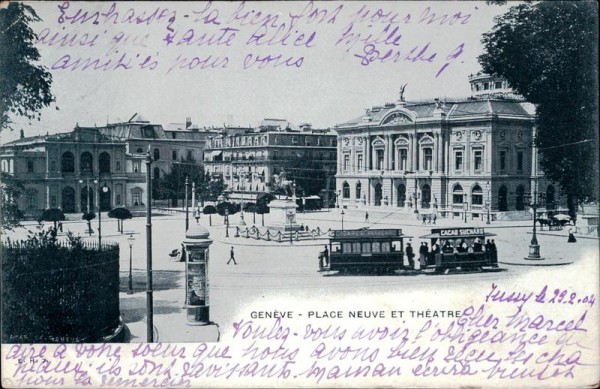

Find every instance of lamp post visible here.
[98,182,108,245]
[337,190,340,208]
[79,178,97,235]
[127,234,135,295]
[485,181,491,225]
[239,173,246,226]
[145,149,154,342]
[224,208,229,238]
[524,188,545,260]
[341,209,345,230]
[185,176,189,231]
[463,201,468,224]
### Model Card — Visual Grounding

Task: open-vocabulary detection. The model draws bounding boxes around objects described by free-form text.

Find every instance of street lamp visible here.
[185,176,189,231]
[485,181,491,225]
[524,189,545,260]
[127,234,135,295]
[224,208,230,238]
[99,182,108,246]
[144,149,154,342]
[79,178,97,235]
[240,173,246,226]
[341,209,345,230]
[463,201,468,224]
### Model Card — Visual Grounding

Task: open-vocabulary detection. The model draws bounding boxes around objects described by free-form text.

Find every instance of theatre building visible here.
[0,126,147,217]
[334,74,562,218]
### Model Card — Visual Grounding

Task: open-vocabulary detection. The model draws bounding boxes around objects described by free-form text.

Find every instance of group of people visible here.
[421,214,437,225]
[404,238,498,269]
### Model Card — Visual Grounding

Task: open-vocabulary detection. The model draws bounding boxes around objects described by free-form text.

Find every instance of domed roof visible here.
[186,223,210,239]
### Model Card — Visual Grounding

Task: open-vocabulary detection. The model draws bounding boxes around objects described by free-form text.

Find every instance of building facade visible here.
[204,122,337,202]
[95,114,218,183]
[0,126,147,217]
[335,75,560,217]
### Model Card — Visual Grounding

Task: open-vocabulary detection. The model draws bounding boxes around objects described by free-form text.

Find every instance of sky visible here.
[1,1,512,143]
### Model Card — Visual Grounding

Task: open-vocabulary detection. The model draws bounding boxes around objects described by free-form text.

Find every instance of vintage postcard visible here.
[1,0,599,387]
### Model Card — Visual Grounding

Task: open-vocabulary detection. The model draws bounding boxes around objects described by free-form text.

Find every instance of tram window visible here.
[381,242,391,253]
[343,243,352,253]
[362,243,371,253]
[352,242,361,253]
[372,242,381,253]
[332,243,341,252]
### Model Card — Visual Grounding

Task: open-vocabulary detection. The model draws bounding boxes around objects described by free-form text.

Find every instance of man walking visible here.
[365,212,369,223]
[227,246,237,265]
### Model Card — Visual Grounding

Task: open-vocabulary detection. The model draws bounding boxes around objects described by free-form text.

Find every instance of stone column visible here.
[365,136,371,171]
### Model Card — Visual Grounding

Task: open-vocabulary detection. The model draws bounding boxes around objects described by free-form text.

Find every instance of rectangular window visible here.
[133,161,141,173]
[352,242,361,253]
[472,193,483,205]
[399,149,408,171]
[362,242,371,253]
[116,194,122,205]
[495,81,503,89]
[357,154,363,170]
[28,192,37,210]
[187,150,193,160]
[455,151,463,171]
[116,161,121,171]
[500,150,507,171]
[484,82,490,90]
[372,242,381,253]
[172,150,177,161]
[453,193,464,204]
[517,151,524,171]
[343,155,350,172]
[27,160,34,173]
[291,137,297,145]
[474,150,483,171]
[50,195,57,208]
[376,149,384,170]
[381,242,391,253]
[343,243,352,253]
[424,148,433,170]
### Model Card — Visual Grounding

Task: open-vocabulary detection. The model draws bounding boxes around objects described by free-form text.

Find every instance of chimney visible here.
[186,117,192,129]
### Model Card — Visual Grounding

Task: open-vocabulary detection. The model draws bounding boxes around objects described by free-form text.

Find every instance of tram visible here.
[419,227,498,273]
[324,228,412,274]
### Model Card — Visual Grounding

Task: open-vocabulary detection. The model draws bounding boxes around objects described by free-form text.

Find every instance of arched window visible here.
[99,152,111,173]
[374,183,383,206]
[516,185,525,210]
[472,184,483,205]
[80,152,93,173]
[498,185,508,211]
[355,182,361,199]
[342,182,350,199]
[452,184,464,204]
[153,148,160,161]
[397,184,406,207]
[546,185,556,210]
[61,186,76,213]
[61,152,75,173]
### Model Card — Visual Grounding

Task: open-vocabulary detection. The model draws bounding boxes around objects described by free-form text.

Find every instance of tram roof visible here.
[331,228,411,240]
[420,227,496,239]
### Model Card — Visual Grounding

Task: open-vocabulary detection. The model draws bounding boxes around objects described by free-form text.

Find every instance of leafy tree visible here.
[0,2,55,132]
[202,205,217,226]
[479,1,599,203]
[81,212,96,236]
[244,202,257,224]
[0,172,24,230]
[256,193,275,226]
[108,207,132,233]
[39,208,65,231]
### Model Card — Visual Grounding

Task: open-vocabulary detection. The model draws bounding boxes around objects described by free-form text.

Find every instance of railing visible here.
[1,239,120,343]
[233,226,332,242]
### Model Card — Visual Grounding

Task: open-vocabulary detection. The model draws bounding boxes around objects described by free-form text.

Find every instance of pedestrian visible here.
[433,214,437,225]
[405,243,415,269]
[323,245,329,267]
[427,215,431,225]
[473,237,482,252]
[419,242,428,267]
[568,228,577,243]
[180,243,187,262]
[58,221,63,232]
[227,246,237,265]
[422,215,427,225]
[365,212,369,222]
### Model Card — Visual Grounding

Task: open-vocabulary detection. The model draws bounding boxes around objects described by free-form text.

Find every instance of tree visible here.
[479,1,599,204]
[202,205,217,226]
[81,212,96,236]
[108,207,132,233]
[39,208,65,231]
[256,193,275,226]
[0,2,55,132]
[244,202,257,224]
[0,172,24,230]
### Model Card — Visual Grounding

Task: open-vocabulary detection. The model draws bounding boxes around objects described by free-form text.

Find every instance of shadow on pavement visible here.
[119,269,183,293]
[119,296,183,323]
